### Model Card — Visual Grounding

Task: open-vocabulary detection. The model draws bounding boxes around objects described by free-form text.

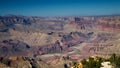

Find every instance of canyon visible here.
[0,15,120,68]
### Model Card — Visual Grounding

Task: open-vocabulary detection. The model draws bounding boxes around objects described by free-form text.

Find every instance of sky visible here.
[0,0,120,16]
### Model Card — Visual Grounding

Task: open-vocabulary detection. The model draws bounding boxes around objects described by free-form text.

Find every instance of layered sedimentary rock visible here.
[0,15,120,67]
[0,39,31,57]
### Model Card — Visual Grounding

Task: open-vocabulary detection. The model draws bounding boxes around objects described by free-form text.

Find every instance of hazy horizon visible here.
[0,0,120,16]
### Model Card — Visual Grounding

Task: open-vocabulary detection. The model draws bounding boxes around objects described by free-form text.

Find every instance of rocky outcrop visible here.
[74,17,97,30]
[0,39,31,57]
[34,40,63,56]
[0,56,53,68]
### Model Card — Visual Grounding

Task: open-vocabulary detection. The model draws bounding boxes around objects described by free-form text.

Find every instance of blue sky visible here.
[0,0,120,16]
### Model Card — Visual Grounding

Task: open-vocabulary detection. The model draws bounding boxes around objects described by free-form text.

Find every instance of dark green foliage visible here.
[87,57,96,68]
[109,53,116,62]
[108,53,120,68]
[115,57,120,68]
[81,57,101,68]
[80,54,120,68]
[81,59,87,65]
